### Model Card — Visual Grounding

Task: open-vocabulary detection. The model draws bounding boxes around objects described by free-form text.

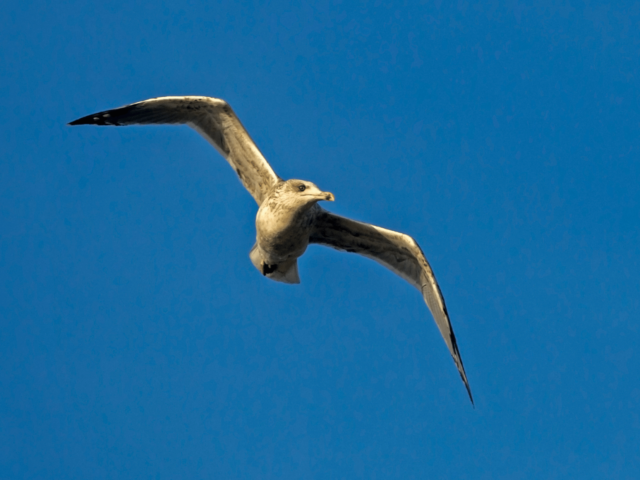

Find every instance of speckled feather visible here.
[310,209,473,404]
[69,95,474,405]
[69,96,280,205]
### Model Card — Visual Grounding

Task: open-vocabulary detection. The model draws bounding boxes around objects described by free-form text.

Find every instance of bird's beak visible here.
[323,192,335,202]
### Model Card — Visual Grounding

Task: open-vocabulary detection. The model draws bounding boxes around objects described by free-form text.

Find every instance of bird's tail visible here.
[249,244,300,284]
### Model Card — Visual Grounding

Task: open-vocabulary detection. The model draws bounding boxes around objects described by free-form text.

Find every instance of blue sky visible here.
[1,0,639,478]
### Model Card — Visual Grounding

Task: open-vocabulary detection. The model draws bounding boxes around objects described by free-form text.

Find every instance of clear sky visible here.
[2,0,639,478]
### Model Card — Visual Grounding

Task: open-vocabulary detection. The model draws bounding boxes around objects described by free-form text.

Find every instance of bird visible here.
[69,96,474,404]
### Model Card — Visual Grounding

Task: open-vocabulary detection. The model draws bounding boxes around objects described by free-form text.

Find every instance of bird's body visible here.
[69,95,474,404]
[256,187,317,265]
[256,198,312,266]
[252,180,332,283]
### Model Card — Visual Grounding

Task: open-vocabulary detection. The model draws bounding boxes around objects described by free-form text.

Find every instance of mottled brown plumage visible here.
[69,95,473,404]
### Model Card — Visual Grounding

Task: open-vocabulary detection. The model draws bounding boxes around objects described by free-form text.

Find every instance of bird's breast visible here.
[255,203,316,264]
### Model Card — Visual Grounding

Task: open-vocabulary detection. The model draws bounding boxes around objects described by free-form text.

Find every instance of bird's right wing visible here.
[310,208,473,404]
[69,96,281,205]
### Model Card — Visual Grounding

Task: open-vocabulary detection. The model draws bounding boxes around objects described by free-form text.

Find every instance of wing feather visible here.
[310,208,473,404]
[69,96,280,205]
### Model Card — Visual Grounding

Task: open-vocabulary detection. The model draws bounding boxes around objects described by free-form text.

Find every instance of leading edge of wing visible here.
[68,96,228,126]
[68,96,281,205]
[310,209,474,405]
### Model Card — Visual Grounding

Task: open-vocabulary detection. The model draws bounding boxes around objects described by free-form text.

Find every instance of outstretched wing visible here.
[310,208,473,404]
[69,96,281,205]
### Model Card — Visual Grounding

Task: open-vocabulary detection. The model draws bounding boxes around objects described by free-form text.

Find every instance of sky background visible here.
[2,0,639,478]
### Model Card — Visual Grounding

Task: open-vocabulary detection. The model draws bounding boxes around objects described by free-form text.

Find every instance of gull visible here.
[69,96,473,404]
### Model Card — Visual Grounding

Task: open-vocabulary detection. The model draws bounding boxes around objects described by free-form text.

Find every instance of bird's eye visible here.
[298,184,306,192]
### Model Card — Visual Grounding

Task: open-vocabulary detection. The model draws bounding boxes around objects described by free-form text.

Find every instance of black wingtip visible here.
[68,113,104,126]
[448,332,474,407]
[464,380,475,408]
[458,363,474,407]
[68,110,122,126]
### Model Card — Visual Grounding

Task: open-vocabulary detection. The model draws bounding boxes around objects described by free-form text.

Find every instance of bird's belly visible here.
[257,227,310,264]
[255,208,312,264]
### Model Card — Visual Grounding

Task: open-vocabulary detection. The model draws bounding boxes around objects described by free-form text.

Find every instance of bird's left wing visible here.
[310,208,473,404]
[69,96,281,205]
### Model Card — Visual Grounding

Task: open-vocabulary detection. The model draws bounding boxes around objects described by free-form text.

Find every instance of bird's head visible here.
[279,179,335,209]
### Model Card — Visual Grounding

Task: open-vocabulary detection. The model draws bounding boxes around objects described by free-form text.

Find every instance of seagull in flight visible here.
[69,96,473,404]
